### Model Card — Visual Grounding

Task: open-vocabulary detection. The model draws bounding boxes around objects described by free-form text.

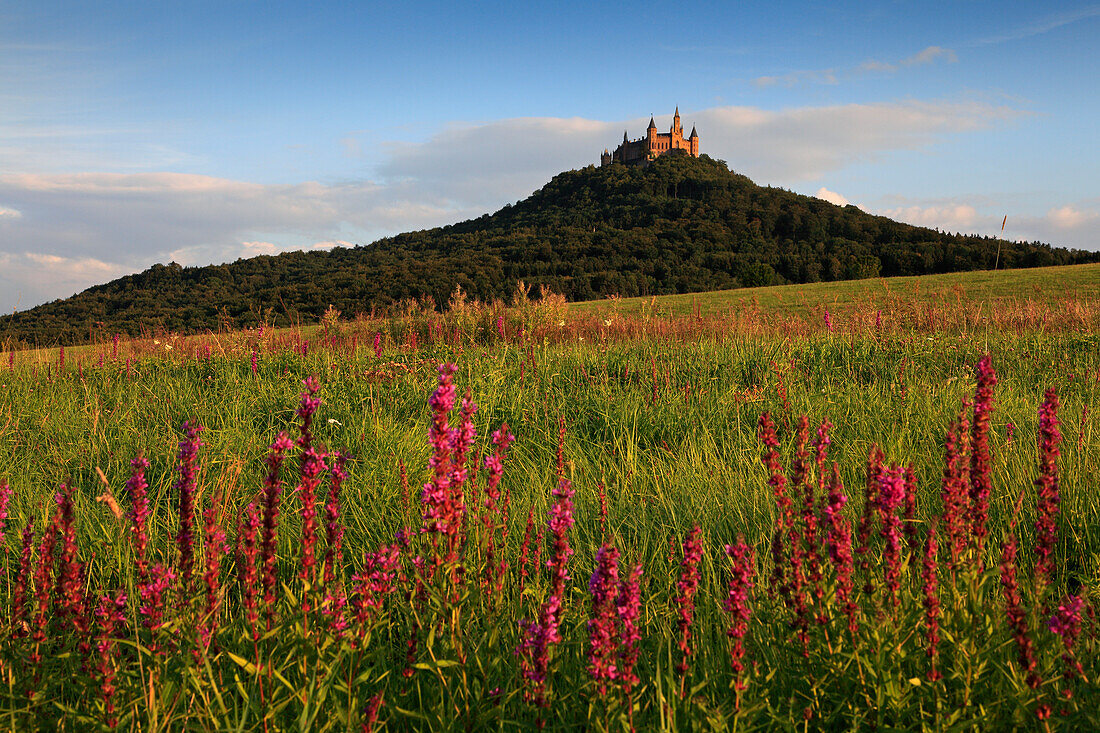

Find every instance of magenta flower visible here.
[876,464,906,608]
[823,465,857,634]
[323,451,349,586]
[1049,594,1086,685]
[616,561,643,694]
[10,520,35,638]
[758,413,793,599]
[723,536,756,691]
[294,376,326,591]
[517,477,575,707]
[1001,504,1039,689]
[481,424,515,596]
[940,405,971,572]
[140,563,176,641]
[1033,387,1061,589]
[674,525,704,691]
[969,355,997,554]
[125,454,152,586]
[236,500,262,641]
[420,363,458,541]
[350,544,402,637]
[94,590,128,729]
[261,431,294,627]
[587,544,621,694]
[174,421,204,600]
[0,480,13,544]
[921,523,942,681]
[857,445,884,596]
[199,498,227,654]
[373,332,383,358]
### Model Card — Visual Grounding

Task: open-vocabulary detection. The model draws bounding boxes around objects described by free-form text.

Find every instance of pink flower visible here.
[587,544,621,694]
[921,523,942,681]
[674,525,704,689]
[1033,388,1061,589]
[174,421,204,599]
[940,404,971,572]
[294,377,326,591]
[876,464,906,608]
[616,562,643,693]
[723,536,755,690]
[969,355,997,554]
[261,431,294,627]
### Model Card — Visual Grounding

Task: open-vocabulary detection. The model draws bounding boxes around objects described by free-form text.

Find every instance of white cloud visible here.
[0,205,20,219]
[880,203,980,231]
[901,46,958,67]
[814,187,850,206]
[0,251,131,312]
[1045,205,1098,230]
[869,196,1100,251]
[760,45,958,87]
[313,240,353,249]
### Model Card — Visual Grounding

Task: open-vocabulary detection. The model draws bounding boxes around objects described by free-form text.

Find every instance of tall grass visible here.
[0,297,1097,730]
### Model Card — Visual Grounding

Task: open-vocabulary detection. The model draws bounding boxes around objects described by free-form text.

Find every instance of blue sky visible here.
[2,1,1098,312]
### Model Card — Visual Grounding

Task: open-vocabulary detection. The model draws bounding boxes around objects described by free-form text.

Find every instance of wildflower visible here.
[0,480,13,543]
[921,523,942,681]
[420,363,458,542]
[823,309,833,331]
[250,348,258,376]
[373,332,383,357]
[1033,387,1061,590]
[198,496,227,654]
[361,693,384,733]
[1001,492,1039,689]
[856,445,884,596]
[517,477,575,707]
[482,425,515,596]
[940,404,971,571]
[823,465,857,634]
[587,544,621,694]
[616,561,643,691]
[758,413,793,599]
[261,431,295,627]
[350,544,402,635]
[10,520,35,638]
[724,536,756,691]
[323,452,349,586]
[969,355,997,554]
[236,500,262,641]
[1049,594,1086,686]
[174,421,204,600]
[674,525,704,693]
[518,506,536,586]
[294,377,327,591]
[140,563,176,640]
[877,464,906,608]
[94,590,128,729]
[55,484,90,656]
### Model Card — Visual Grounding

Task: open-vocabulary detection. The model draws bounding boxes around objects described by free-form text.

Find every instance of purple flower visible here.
[675,525,704,689]
[969,355,997,554]
[1033,387,1061,589]
[921,523,942,681]
[261,431,294,627]
[616,562,643,693]
[587,544,620,694]
[724,536,756,690]
[174,421,204,599]
[876,464,906,608]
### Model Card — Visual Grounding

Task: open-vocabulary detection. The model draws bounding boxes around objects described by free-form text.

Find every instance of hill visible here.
[5,154,1097,345]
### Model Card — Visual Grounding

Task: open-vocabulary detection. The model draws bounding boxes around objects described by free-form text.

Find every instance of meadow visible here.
[0,270,1098,730]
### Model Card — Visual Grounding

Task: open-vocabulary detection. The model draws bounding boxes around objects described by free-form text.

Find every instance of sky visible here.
[2,0,1099,313]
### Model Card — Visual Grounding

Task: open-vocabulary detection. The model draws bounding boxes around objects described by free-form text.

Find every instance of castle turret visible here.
[689,124,699,156]
[672,106,682,136]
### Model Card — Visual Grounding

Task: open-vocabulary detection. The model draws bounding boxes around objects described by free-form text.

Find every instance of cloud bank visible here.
[2,98,1079,313]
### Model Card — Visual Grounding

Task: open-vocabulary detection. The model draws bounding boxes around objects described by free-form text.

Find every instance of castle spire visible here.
[647,116,656,130]
[689,124,697,139]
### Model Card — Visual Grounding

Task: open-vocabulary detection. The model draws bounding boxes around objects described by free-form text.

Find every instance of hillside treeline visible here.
[5,155,1097,345]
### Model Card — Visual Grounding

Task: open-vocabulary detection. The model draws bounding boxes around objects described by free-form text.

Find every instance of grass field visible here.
[0,266,1098,730]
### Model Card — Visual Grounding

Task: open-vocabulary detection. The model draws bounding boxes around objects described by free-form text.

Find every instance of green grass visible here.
[0,281,1098,730]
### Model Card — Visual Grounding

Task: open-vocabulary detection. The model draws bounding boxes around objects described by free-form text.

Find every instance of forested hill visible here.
[6,154,1098,345]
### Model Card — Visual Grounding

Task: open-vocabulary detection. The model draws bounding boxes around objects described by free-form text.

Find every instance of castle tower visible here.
[672,106,682,137]
[689,124,698,156]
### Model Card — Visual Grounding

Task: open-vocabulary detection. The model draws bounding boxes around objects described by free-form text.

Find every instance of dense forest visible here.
[5,155,1097,345]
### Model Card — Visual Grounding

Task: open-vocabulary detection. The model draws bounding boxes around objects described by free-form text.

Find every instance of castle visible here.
[601,107,698,166]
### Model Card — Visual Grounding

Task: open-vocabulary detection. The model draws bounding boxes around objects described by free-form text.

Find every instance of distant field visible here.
[572,262,1100,318]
